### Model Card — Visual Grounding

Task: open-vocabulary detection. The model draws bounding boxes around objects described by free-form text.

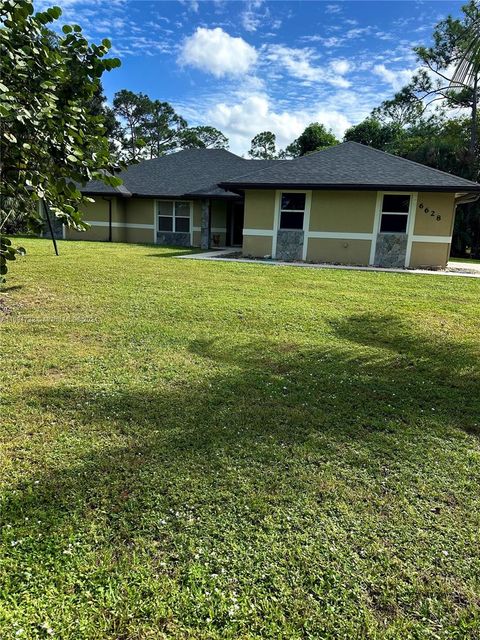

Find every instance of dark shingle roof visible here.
[220,142,480,192]
[81,149,279,199]
[81,178,132,196]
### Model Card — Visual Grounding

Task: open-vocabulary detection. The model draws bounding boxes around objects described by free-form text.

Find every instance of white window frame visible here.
[155,200,193,244]
[370,191,418,267]
[279,192,307,231]
[378,193,412,235]
[272,190,312,260]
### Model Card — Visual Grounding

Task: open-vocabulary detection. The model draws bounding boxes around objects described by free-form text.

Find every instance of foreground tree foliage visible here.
[0,0,121,279]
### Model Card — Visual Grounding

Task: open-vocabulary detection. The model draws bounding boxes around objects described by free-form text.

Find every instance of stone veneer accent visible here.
[276,229,304,261]
[374,233,408,268]
[157,231,191,247]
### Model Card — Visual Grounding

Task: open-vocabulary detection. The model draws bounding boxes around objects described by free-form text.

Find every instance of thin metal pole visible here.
[42,200,59,256]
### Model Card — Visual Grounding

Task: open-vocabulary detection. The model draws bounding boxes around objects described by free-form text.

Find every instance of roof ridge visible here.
[217,157,292,182]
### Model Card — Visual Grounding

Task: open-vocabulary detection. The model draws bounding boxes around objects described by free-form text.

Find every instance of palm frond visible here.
[450,19,480,87]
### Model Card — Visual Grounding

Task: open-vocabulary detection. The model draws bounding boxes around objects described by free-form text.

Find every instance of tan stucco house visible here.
[61,142,480,269]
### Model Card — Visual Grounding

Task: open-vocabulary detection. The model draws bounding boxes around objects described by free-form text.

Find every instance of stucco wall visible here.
[244,190,276,230]
[413,192,455,237]
[125,197,155,225]
[306,238,371,265]
[409,242,451,268]
[243,235,273,257]
[309,191,377,233]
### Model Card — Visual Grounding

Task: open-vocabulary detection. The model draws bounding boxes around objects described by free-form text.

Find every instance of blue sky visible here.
[36,0,466,154]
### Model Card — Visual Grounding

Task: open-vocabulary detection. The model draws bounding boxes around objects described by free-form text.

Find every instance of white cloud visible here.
[202,93,351,154]
[325,4,341,13]
[330,59,351,75]
[265,45,351,88]
[179,27,258,77]
[242,0,265,32]
[373,63,415,91]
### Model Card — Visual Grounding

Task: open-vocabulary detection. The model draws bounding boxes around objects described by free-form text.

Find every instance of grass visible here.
[1,238,480,640]
[450,257,480,264]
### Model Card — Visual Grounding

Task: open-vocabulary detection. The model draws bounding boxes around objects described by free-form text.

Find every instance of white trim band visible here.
[87,221,155,229]
[243,228,275,237]
[308,231,374,240]
[412,235,452,244]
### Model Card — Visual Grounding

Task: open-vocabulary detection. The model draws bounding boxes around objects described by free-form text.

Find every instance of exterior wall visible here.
[244,190,276,230]
[413,193,455,237]
[309,191,376,233]
[242,188,456,268]
[406,193,455,269]
[306,238,371,265]
[243,235,273,257]
[409,242,451,269]
[125,197,155,225]
[65,196,125,242]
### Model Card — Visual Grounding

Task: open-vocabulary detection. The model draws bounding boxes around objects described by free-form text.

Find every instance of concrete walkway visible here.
[177,249,480,279]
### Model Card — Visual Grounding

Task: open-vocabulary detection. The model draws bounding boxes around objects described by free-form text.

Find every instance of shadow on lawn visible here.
[145,248,201,258]
[7,312,479,530]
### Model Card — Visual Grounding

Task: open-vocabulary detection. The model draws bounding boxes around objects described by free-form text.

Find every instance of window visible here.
[280,192,306,230]
[380,194,410,234]
[157,200,191,233]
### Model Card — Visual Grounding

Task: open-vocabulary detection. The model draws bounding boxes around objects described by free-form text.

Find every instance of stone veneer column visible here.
[201,198,210,250]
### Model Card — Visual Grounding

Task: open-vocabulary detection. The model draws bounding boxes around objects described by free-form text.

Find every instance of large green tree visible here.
[112,89,151,162]
[144,100,187,157]
[344,118,401,149]
[249,131,277,159]
[0,0,121,279]
[180,126,229,150]
[284,123,338,157]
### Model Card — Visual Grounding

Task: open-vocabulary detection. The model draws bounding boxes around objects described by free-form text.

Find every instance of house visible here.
[63,142,480,269]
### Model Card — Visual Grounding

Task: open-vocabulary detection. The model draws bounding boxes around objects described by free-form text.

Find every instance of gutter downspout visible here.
[454,193,480,206]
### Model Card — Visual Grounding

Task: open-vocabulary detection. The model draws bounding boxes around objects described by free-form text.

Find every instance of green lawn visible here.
[450,257,480,265]
[1,238,480,640]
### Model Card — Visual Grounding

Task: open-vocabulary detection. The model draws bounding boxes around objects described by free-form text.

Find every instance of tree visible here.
[248,131,277,159]
[344,118,401,149]
[89,82,119,156]
[144,100,187,157]
[180,126,229,149]
[0,0,121,280]
[112,90,151,162]
[112,93,191,160]
[372,84,424,127]
[284,123,338,157]
[374,2,480,153]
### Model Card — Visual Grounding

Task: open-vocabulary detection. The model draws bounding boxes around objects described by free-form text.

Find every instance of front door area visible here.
[228,202,244,246]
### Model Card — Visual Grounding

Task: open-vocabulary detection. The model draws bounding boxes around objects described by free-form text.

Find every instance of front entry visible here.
[228,202,244,246]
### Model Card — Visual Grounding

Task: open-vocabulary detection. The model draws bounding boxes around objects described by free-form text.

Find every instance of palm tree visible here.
[450,18,480,153]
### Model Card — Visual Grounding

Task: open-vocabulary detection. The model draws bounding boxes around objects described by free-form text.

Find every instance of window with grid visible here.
[279,193,306,230]
[380,194,410,233]
[157,201,191,233]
